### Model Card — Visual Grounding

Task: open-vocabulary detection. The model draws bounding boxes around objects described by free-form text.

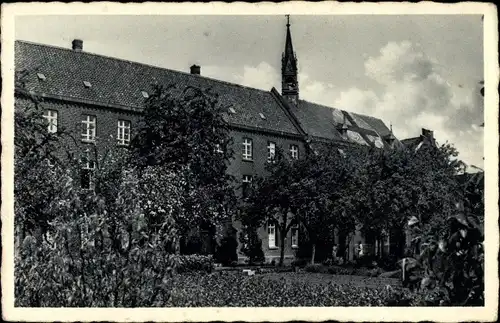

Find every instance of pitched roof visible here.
[15,40,396,146]
[15,40,301,136]
[401,137,422,150]
[289,100,394,148]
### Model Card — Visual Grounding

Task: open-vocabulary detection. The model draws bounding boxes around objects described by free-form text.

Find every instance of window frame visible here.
[267,141,276,162]
[290,144,299,159]
[242,137,253,161]
[117,119,131,146]
[242,174,253,198]
[43,109,58,133]
[268,222,277,249]
[81,114,96,143]
[80,148,96,190]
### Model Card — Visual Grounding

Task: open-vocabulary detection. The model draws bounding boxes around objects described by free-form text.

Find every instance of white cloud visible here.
[334,41,484,168]
[202,62,279,91]
[238,62,279,90]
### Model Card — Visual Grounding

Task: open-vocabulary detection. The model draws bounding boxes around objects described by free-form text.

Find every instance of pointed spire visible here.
[281,15,299,103]
[284,15,295,61]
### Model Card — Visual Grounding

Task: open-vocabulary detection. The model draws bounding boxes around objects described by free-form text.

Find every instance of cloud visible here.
[334,41,484,168]
[238,62,280,90]
[202,62,278,91]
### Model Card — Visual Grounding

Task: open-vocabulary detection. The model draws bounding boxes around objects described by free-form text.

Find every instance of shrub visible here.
[304,263,328,274]
[291,258,308,268]
[215,232,238,266]
[405,204,484,306]
[238,226,265,265]
[173,255,214,274]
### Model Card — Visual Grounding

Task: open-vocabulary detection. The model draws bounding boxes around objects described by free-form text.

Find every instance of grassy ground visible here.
[259,272,401,288]
[163,271,409,307]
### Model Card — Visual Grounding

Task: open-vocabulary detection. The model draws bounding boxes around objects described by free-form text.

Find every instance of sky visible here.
[15,14,484,168]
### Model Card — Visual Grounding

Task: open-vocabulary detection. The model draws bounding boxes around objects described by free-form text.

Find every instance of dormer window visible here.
[83,81,92,88]
[229,107,236,114]
[337,123,348,136]
[141,91,149,98]
[37,73,46,81]
[259,112,266,120]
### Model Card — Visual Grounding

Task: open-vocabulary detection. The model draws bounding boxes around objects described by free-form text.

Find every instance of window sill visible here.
[292,245,299,249]
[81,139,96,144]
[242,158,254,163]
[117,143,130,147]
[268,246,278,250]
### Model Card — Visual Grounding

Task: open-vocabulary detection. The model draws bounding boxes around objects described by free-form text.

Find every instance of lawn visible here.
[261,271,401,288]
[163,271,410,307]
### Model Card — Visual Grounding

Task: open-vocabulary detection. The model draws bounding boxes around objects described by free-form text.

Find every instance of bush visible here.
[215,233,238,266]
[291,258,308,268]
[304,263,328,274]
[173,254,214,274]
[238,226,265,265]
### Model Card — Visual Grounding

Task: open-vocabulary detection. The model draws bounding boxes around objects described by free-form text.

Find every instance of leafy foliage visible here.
[238,225,265,265]
[289,143,362,264]
[352,143,461,257]
[130,84,236,244]
[14,90,68,242]
[215,228,239,266]
[14,77,223,307]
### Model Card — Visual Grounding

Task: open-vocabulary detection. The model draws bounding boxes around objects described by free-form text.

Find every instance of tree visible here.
[237,148,299,266]
[289,143,359,264]
[352,142,461,258]
[14,69,69,244]
[130,84,236,252]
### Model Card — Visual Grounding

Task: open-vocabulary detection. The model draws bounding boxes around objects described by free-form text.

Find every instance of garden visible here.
[14,75,484,308]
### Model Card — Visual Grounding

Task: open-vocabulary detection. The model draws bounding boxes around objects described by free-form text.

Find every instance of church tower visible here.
[281,15,299,105]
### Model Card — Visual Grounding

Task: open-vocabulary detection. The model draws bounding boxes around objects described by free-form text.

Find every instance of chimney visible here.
[190,64,201,75]
[421,128,436,146]
[421,128,434,140]
[72,39,83,52]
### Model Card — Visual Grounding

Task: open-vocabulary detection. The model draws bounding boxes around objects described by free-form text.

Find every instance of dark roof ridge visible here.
[15,39,275,96]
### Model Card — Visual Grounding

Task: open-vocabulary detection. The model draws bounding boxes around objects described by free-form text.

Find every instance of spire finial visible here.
[390,122,393,132]
[286,14,290,27]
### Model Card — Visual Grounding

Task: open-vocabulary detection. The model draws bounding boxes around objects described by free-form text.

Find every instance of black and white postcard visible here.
[1,1,498,322]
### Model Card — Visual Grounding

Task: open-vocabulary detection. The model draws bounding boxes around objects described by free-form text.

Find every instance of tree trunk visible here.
[279,228,286,266]
[310,243,316,265]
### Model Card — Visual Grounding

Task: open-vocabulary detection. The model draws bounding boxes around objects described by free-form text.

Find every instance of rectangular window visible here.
[267,141,276,162]
[291,224,299,248]
[43,110,58,133]
[80,150,95,190]
[290,144,299,159]
[242,175,253,198]
[268,223,276,248]
[117,120,131,146]
[242,138,253,161]
[81,115,96,142]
